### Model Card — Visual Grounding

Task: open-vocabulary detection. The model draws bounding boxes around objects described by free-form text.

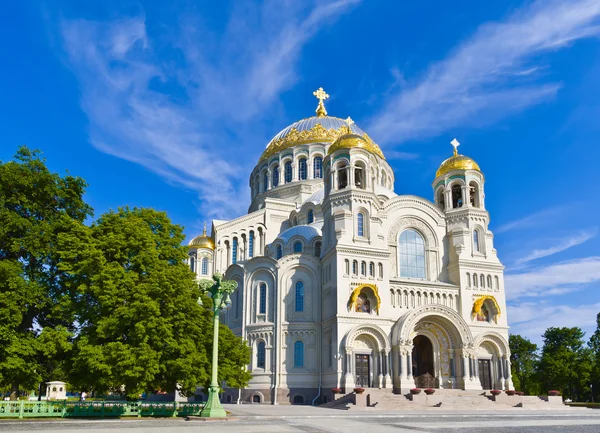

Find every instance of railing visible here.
[0,401,205,419]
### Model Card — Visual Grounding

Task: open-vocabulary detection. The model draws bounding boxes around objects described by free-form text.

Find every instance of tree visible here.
[538,327,593,401]
[59,207,251,399]
[509,334,539,395]
[588,313,600,402]
[0,147,92,399]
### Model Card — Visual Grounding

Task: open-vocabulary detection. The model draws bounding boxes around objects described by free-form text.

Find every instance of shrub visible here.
[548,390,560,397]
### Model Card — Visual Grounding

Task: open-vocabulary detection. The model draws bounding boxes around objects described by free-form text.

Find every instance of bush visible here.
[548,390,560,396]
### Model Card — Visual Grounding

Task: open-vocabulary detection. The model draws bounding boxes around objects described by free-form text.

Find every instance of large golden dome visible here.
[189,224,215,250]
[327,132,385,159]
[436,139,481,177]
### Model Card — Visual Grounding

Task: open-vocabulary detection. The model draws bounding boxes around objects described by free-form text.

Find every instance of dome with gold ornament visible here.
[189,223,215,250]
[259,87,385,162]
[436,139,481,178]
[327,119,385,159]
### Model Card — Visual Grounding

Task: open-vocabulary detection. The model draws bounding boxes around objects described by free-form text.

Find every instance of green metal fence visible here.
[0,400,205,419]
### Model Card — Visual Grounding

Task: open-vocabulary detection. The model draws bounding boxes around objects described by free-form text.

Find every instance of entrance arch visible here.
[343,324,392,389]
[412,335,435,388]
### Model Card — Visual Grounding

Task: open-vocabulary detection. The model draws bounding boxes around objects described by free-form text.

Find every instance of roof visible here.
[277,225,322,243]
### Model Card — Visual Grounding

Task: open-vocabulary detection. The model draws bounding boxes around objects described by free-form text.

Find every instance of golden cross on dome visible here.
[451,138,460,156]
[313,87,329,117]
[203,221,207,236]
[344,116,354,133]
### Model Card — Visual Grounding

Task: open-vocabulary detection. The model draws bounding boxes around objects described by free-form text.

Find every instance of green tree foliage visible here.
[0,147,91,398]
[589,313,600,402]
[509,334,539,395]
[538,327,593,400]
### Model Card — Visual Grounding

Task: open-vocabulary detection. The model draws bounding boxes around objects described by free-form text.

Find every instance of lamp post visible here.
[198,272,237,418]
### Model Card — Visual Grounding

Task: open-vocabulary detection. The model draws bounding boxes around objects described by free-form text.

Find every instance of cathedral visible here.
[188,88,512,405]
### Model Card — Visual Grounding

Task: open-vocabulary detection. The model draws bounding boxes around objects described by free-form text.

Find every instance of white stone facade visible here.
[188,109,512,405]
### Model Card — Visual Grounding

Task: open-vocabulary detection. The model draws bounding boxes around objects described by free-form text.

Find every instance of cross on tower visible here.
[451,138,460,156]
[344,116,354,133]
[313,87,329,117]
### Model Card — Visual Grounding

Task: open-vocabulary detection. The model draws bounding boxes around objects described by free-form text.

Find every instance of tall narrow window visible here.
[293,241,303,253]
[314,156,323,179]
[259,283,267,314]
[355,168,364,188]
[378,263,383,278]
[294,341,304,367]
[232,237,238,264]
[357,213,364,237]
[295,281,304,312]
[249,231,254,258]
[399,229,426,279]
[480,274,485,288]
[307,209,314,224]
[361,261,366,275]
[314,242,322,258]
[437,189,445,210]
[452,184,463,208]
[189,256,195,273]
[474,230,480,252]
[299,158,307,180]
[201,257,208,275]
[338,165,348,189]
[257,342,266,368]
[272,165,280,187]
[352,260,358,275]
[284,161,292,183]
[487,275,492,288]
[494,276,499,290]
[345,259,350,275]
[369,262,375,277]
[263,171,268,192]
[473,273,478,287]
[276,245,283,259]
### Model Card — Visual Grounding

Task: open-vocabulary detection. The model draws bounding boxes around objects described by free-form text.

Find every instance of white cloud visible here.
[367,0,600,145]
[515,229,597,265]
[495,206,568,233]
[505,256,600,300]
[59,1,360,221]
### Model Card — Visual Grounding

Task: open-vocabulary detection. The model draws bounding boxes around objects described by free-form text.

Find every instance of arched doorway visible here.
[412,335,435,388]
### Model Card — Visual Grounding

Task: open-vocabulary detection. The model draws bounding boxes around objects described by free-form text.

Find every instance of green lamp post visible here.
[198,272,237,418]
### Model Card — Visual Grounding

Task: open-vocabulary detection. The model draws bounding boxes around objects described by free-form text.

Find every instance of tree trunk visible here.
[9,383,19,401]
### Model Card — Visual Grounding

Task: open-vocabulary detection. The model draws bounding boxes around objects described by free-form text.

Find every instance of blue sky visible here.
[2,0,600,346]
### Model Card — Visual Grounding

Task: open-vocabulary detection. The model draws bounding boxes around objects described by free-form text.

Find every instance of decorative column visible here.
[378,351,384,388]
[444,189,452,211]
[406,347,413,383]
[392,346,401,391]
[385,350,392,388]
[344,349,355,390]
[462,355,469,390]
[462,185,470,207]
[505,357,513,390]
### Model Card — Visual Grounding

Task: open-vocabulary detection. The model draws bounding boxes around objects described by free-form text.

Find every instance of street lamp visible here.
[197,272,237,418]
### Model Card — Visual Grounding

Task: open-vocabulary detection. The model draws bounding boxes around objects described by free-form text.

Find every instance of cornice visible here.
[389,278,459,290]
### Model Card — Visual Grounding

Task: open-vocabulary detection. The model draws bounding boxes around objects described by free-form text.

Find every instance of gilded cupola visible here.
[327,118,385,159]
[189,223,215,250]
[436,138,481,178]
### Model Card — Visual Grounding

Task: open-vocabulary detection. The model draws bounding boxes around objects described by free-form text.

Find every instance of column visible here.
[400,350,408,380]
[378,351,384,388]
[385,350,392,388]
[462,355,469,389]
[474,356,479,380]
[392,347,401,390]
[407,349,413,381]
[505,357,513,390]
[462,185,470,207]
[445,190,452,211]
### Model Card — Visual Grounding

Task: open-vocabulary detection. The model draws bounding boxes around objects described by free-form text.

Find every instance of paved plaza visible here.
[1,405,600,433]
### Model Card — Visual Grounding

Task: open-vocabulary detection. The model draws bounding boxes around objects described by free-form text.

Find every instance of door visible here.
[478,359,492,390]
[355,354,370,387]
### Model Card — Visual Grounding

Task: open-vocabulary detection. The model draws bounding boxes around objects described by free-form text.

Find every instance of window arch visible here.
[189,256,195,273]
[399,229,426,279]
[369,262,375,277]
[352,260,358,275]
[257,341,266,369]
[487,275,492,289]
[451,184,463,208]
[313,156,323,179]
[360,261,366,276]
[307,209,314,224]
[473,273,478,287]
[295,281,304,312]
[357,213,365,237]
[284,161,293,183]
[249,231,254,258]
[201,257,208,275]
[378,263,383,278]
[480,274,485,288]
[272,165,280,187]
[232,237,238,264]
[469,181,480,207]
[299,158,307,180]
[276,245,283,259]
[263,170,268,192]
[314,241,321,258]
[494,276,500,290]
[466,272,471,288]
[294,341,304,367]
[354,163,365,188]
[293,241,303,253]
[259,283,267,314]
[337,163,348,189]
[345,259,350,275]
[474,229,481,252]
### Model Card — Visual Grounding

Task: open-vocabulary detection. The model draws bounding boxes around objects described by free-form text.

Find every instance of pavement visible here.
[1,404,600,432]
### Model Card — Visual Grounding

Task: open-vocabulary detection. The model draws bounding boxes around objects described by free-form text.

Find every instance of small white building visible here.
[188,89,513,405]
[45,381,67,400]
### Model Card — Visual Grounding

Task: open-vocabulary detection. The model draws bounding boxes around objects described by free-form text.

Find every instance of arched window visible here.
[494,276,500,290]
[189,256,195,273]
[473,273,478,287]
[437,188,445,210]
[378,263,383,278]
[338,164,348,189]
[314,242,321,258]
[352,260,358,275]
[295,281,304,312]
[357,213,364,237]
[354,166,364,188]
[361,261,366,276]
[474,230,481,252]
[232,237,238,264]
[284,161,293,183]
[480,274,485,288]
[257,342,266,369]
[293,395,304,405]
[369,262,375,277]
[469,182,480,207]
[487,275,492,288]
[272,165,280,187]
[299,158,307,180]
[263,171,268,192]
[294,341,304,367]
[345,259,350,275]
[293,241,303,253]
[307,209,314,224]
[201,257,208,275]
[276,245,283,259]
[452,184,463,208]
[399,229,426,279]
[249,231,254,258]
[259,283,267,314]
[314,156,323,178]
[466,272,471,288]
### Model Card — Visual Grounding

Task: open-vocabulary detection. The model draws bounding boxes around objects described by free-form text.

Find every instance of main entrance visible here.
[478,359,492,390]
[355,354,370,387]
[412,335,435,388]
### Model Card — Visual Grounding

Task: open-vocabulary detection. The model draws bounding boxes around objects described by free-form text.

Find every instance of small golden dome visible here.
[327,131,385,159]
[189,223,215,250]
[436,139,481,177]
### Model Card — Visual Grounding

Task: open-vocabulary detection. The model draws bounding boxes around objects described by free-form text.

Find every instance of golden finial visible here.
[203,221,207,236]
[451,138,460,156]
[313,87,329,117]
[344,116,354,134]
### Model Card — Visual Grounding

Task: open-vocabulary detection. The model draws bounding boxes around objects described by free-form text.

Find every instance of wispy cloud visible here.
[58,1,359,221]
[495,206,568,234]
[515,229,597,265]
[505,256,600,300]
[368,0,600,145]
